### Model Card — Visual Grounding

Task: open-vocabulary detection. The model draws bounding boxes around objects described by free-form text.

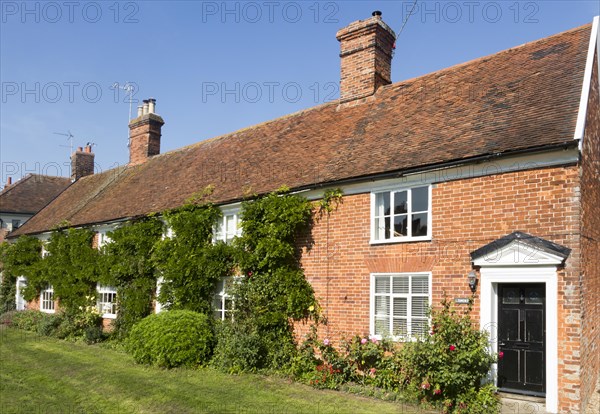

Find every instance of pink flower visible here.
[369,368,376,375]
[434,389,442,395]
[247,271,253,277]
[498,351,504,359]
[361,338,368,345]
[421,382,431,390]
[323,338,330,346]
[449,345,456,351]
[429,330,435,336]
[371,338,379,344]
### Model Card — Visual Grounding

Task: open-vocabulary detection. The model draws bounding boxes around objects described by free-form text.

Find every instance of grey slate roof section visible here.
[470,231,572,261]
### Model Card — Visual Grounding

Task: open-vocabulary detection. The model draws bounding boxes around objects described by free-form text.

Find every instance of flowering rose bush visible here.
[395,296,499,413]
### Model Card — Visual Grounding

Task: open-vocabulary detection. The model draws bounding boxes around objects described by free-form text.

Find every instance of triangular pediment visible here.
[471,231,570,267]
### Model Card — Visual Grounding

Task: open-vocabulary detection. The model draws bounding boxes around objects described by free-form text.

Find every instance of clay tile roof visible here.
[11,23,593,237]
[0,174,71,215]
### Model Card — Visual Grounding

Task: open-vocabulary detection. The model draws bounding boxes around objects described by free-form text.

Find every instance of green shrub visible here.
[5,310,65,337]
[10,310,45,332]
[396,297,499,413]
[36,313,63,336]
[0,310,18,326]
[127,310,214,368]
[211,320,267,373]
[54,310,104,343]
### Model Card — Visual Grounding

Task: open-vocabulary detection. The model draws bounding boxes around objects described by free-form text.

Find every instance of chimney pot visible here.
[148,98,156,114]
[137,105,143,117]
[142,100,149,115]
[84,145,92,153]
[372,10,382,17]
[6,177,12,186]
[77,146,83,152]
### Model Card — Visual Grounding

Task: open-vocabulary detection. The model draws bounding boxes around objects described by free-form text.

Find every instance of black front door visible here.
[497,283,546,396]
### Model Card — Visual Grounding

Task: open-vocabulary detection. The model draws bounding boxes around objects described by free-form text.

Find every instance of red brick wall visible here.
[0,228,8,244]
[579,50,600,413]
[298,164,583,411]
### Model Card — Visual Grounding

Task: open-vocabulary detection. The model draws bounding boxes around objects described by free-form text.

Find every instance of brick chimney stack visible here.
[336,11,397,104]
[71,144,95,181]
[128,98,164,166]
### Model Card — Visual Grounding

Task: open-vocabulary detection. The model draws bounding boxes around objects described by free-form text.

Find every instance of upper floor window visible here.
[372,186,431,243]
[371,273,430,340]
[96,285,117,318]
[11,219,21,229]
[40,286,55,313]
[215,212,241,243]
[97,232,111,248]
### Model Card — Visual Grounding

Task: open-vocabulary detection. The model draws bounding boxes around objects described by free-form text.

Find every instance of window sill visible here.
[40,309,55,314]
[370,236,432,245]
[371,334,429,342]
[102,314,116,319]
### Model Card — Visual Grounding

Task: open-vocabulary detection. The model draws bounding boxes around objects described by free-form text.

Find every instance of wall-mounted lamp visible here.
[468,270,478,292]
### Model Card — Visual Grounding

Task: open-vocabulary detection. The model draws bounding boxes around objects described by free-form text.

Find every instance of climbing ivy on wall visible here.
[26,228,100,314]
[152,204,236,314]
[1,186,342,360]
[225,187,317,370]
[0,236,41,313]
[100,217,164,339]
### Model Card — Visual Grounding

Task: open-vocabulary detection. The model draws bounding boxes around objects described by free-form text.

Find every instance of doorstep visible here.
[499,393,547,414]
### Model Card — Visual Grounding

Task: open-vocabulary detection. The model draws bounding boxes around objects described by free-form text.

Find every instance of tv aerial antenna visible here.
[118,81,136,147]
[53,130,74,156]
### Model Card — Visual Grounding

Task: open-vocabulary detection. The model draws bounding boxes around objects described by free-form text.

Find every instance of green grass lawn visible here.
[0,327,422,414]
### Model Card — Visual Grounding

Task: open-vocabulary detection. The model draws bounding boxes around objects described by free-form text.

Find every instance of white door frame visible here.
[15,276,27,311]
[479,266,558,413]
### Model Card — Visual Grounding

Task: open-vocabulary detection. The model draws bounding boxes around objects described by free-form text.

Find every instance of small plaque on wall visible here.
[454,298,470,304]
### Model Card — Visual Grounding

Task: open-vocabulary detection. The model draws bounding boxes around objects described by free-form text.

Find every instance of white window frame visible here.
[214,208,242,243]
[40,286,55,314]
[370,185,432,244]
[96,285,117,319]
[41,242,48,258]
[155,276,165,313]
[213,276,235,320]
[16,277,27,311]
[370,272,432,341]
[97,231,111,248]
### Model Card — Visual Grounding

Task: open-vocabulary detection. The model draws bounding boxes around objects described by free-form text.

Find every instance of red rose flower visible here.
[449,345,456,351]
[498,351,504,359]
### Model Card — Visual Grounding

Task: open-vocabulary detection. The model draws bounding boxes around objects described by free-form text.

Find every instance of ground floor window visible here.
[96,285,117,318]
[213,277,234,320]
[40,286,55,313]
[371,273,430,339]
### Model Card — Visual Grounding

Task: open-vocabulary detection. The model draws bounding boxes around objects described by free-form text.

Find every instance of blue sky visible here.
[1,1,598,185]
